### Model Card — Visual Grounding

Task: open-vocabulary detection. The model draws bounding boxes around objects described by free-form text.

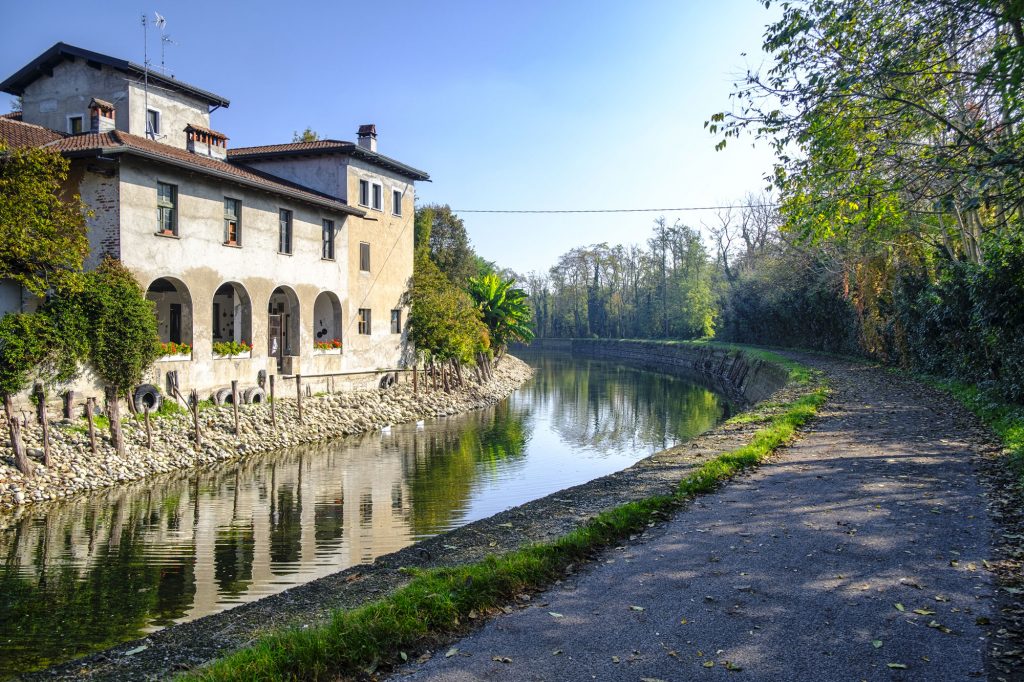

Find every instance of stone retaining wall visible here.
[522,339,789,404]
[0,357,534,513]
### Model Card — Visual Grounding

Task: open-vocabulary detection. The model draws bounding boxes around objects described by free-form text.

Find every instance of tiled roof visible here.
[229,139,430,181]
[40,130,362,216]
[89,98,114,110]
[1,111,23,120]
[0,116,65,149]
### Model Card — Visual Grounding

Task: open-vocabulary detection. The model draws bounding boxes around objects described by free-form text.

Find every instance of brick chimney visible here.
[89,98,116,133]
[357,124,377,152]
[185,124,228,160]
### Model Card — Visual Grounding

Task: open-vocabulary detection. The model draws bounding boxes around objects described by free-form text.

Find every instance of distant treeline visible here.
[519,0,1024,404]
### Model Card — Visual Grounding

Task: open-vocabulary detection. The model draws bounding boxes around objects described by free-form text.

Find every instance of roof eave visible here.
[66,145,364,217]
[0,42,230,108]
[229,145,431,182]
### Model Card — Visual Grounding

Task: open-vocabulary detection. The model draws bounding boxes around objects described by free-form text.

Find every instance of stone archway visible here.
[212,282,253,346]
[313,291,342,349]
[268,286,300,365]
[146,277,193,346]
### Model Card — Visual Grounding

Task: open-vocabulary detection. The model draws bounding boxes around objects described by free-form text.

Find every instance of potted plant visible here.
[314,338,342,354]
[159,341,192,361]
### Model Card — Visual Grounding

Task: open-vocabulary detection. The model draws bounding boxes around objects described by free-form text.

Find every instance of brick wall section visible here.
[523,339,790,404]
[74,161,121,266]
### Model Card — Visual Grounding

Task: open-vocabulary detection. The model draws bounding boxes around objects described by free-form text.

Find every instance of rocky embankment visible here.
[0,356,533,512]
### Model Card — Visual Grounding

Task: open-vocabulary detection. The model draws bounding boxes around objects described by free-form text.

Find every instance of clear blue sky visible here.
[1,1,778,276]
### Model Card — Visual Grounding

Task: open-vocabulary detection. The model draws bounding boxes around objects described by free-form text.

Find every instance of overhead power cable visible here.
[451,203,778,214]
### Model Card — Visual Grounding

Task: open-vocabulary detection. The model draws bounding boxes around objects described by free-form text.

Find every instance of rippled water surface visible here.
[0,352,731,675]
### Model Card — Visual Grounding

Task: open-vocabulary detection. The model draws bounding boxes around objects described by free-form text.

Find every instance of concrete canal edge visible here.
[27,341,823,681]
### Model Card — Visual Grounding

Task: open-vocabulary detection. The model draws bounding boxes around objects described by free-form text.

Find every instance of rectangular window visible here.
[67,115,83,134]
[322,219,335,260]
[392,189,402,216]
[359,241,370,272]
[278,209,293,254]
[359,179,370,207]
[371,183,382,210]
[358,308,371,335]
[156,181,177,235]
[224,197,241,245]
[146,108,160,138]
[390,309,402,334]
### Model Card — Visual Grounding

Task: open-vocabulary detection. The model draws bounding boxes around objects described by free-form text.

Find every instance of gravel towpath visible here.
[394,356,999,681]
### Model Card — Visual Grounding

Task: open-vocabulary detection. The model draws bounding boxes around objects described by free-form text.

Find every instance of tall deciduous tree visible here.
[0,145,89,296]
[415,204,479,285]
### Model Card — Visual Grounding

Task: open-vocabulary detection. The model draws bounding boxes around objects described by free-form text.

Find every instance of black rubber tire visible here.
[379,373,396,390]
[132,384,162,413]
[242,386,266,404]
[213,387,234,405]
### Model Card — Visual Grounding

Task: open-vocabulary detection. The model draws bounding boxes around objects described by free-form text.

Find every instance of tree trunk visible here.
[105,385,124,456]
[441,362,450,392]
[454,361,464,387]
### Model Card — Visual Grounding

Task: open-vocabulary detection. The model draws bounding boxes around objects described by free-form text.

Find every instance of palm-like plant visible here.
[467,273,535,355]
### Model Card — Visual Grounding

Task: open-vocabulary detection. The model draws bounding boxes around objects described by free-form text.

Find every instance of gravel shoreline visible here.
[0,357,533,516]
[22,353,807,681]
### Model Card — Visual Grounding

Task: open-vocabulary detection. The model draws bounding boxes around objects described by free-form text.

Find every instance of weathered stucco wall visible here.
[126,81,211,148]
[20,58,129,134]
[525,339,790,404]
[343,157,414,370]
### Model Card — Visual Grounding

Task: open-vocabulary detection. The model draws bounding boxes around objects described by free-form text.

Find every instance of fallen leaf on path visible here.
[611,656,620,663]
[552,649,563,656]
[872,640,883,648]
[913,608,936,615]
[724,661,743,671]
[399,652,407,662]
[548,612,563,618]
[887,663,908,669]
[703,661,715,668]
[630,605,646,611]
[894,603,906,612]
[445,648,458,658]
[680,618,688,624]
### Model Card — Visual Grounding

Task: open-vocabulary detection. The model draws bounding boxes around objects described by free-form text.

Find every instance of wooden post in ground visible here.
[413,362,418,395]
[34,384,50,467]
[191,389,202,451]
[62,391,74,420]
[144,403,152,449]
[269,375,277,429]
[295,374,303,423]
[10,418,29,476]
[231,380,240,435]
[85,398,97,455]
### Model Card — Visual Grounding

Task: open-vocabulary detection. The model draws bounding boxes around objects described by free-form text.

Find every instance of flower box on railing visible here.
[159,353,191,362]
[158,342,192,362]
[314,338,342,354]
[214,351,251,360]
[212,341,252,360]
[313,347,342,355]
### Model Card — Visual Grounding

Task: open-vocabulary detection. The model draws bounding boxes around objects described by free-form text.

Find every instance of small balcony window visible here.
[224,197,241,246]
[156,182,177,236]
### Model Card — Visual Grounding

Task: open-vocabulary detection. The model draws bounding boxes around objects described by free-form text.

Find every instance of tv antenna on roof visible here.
[160,34,176,74]
[141,12,168,138]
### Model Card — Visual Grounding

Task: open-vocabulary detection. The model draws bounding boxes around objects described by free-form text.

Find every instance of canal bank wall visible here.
[0,357,534,514]
[519,339,789,404]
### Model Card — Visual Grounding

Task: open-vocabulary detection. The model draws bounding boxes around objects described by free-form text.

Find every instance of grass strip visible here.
[184,350,827,682]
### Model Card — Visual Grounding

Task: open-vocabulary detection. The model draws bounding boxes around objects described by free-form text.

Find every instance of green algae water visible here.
[0,352,731,676]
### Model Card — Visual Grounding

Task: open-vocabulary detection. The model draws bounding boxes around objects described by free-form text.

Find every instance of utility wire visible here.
[452,203,778,214]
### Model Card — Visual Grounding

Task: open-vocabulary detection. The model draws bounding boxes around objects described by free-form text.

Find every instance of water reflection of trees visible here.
[517,353,727,453]
[402,400,532,538]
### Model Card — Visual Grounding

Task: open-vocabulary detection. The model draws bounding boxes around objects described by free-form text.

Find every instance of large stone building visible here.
[0,42,429,398]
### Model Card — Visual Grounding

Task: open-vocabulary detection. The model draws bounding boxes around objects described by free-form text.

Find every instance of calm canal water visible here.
[0,352,731,676]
